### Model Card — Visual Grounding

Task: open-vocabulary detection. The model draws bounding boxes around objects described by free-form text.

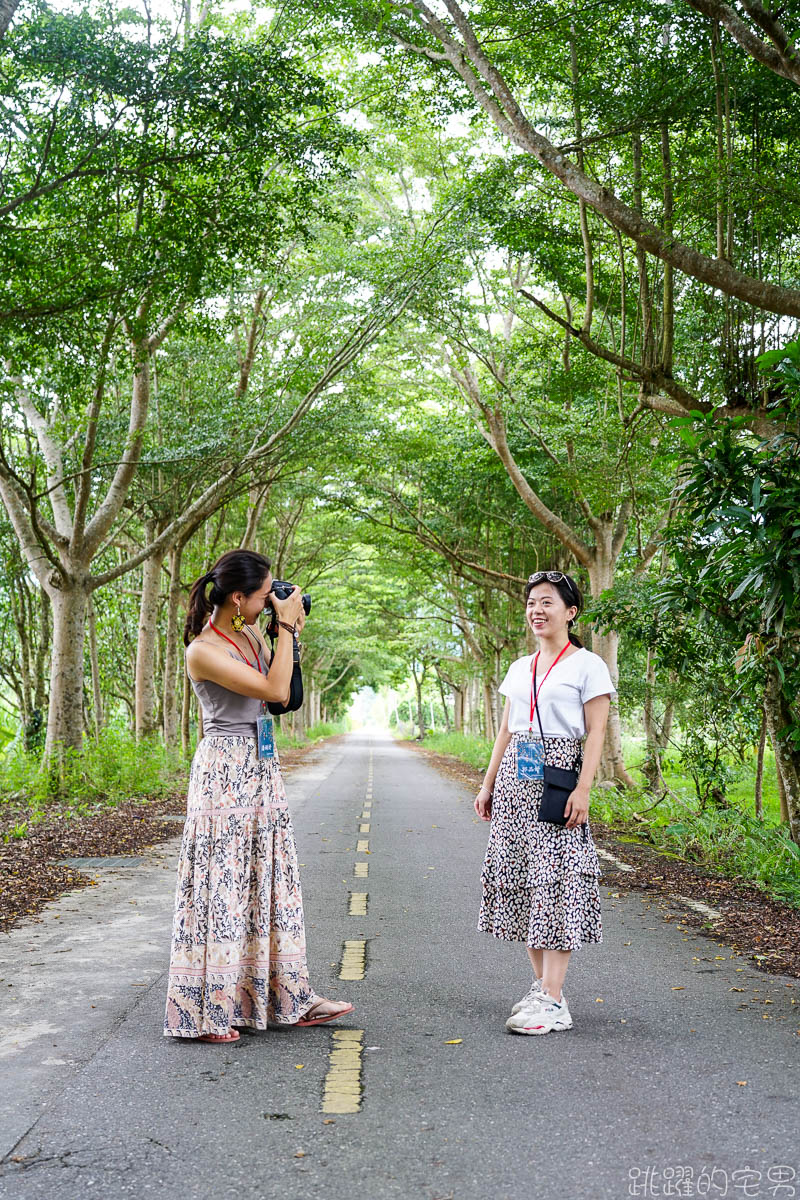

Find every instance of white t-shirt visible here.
[499,648,617,739]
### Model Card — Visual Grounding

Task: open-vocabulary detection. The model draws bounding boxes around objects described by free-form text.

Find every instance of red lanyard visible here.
[529,642,571,730]
[209,621,262,673]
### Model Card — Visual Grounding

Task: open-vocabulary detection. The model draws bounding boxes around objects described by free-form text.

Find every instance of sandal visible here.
[295,1000,354,1027]
[198,1029,241,1043]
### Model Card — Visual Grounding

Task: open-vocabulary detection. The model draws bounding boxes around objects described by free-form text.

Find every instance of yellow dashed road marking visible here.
[356,839,369,853]
[359,823,370,834]
[321,1029,364,1114]
[360,811,370,820]
[348,892,368,916]
[339,939,366,980]
[354,862,368,878]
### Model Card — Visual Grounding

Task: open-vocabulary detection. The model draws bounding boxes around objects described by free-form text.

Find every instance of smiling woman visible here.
[474,571,616,1037]
[163,549,353,1044]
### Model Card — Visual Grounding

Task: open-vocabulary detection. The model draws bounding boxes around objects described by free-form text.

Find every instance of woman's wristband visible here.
[277,620,297,635]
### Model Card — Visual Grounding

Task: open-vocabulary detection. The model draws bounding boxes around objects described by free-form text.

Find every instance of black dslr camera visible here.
[263,582,311,715]
[264,580,312,641]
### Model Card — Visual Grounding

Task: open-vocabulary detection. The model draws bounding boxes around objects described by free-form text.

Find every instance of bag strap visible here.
[535,671,588,842]
[532,670,551,765]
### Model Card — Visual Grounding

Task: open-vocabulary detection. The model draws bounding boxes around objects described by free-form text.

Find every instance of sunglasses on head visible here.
[527,571,577,600]
[528,571,567,585]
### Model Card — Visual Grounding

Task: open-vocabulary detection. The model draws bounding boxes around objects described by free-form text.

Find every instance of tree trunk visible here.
[453,687,463,733]
[483,679,497,740]
[415,679,426,740]
[34,588,50,714]
[0,0,21,38]
[135,547,164,739]
[470,676,481,736]
[293,703,306,741]
[45,581,90,758]
[181,666,192,758]
[754,702,767,820]
[764,666,800,844]
[775,751,788,823]
[587,557,636,787]
[87,597,103,739]
[435,671,452,734]
[163,541,185,748]
[642,647,665,790]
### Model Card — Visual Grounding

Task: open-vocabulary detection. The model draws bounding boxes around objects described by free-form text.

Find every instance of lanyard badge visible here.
[516,642,571,782]
[516,739,545,780]
[256,710,275,760]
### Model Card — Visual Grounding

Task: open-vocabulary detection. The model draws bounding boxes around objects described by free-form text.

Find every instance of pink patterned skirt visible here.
[164,736,316,1038]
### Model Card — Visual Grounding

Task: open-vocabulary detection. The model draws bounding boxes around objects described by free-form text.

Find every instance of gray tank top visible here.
[190,640,270,738]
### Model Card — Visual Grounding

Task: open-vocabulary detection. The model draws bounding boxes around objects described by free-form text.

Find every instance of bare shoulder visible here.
[185,633,224,681]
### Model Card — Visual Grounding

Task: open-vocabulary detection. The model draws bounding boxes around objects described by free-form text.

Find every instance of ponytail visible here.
[184,572,216,646]
[183,550,272,647]
[567,620,584,649]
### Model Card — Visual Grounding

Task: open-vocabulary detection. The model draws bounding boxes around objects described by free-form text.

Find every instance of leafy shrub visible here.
[0,726,184,814]
[414,731,494,772]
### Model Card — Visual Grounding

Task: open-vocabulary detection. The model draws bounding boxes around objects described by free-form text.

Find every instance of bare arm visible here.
[186,587,304,704]
[186,626,295,703]
[474,699,512,821]
[565,694,611,829]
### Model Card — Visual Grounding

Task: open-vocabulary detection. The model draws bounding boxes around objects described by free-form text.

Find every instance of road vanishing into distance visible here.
[1,734,798,1200]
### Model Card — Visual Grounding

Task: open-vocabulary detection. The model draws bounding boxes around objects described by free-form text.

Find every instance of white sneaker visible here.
[506,993,573,1035]
[510,979,567,1016]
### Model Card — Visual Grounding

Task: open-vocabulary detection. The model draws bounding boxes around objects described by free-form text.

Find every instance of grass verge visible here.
[411,731,800,910]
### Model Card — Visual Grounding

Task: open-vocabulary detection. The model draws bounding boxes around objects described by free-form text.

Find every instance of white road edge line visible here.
[674,896,723,921]
[596,849,723,921]
[596,848,635,873]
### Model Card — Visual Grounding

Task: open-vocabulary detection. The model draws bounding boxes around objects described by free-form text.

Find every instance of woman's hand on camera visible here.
[474,784,493,821]
[271,585,304,626]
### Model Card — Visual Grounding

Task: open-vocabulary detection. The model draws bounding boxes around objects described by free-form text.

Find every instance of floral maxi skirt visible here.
[478,733,603,951]
[164,736,316,1038]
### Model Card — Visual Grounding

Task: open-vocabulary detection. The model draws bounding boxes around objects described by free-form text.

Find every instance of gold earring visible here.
[231,603,245,633]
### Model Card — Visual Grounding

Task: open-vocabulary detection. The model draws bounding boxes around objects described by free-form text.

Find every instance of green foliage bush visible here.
[0,719,351,829]
[275,719,350,750]
[419,732,799,908]
[0,726,184,816]
[414,731,494,772]
[590,786,800,909]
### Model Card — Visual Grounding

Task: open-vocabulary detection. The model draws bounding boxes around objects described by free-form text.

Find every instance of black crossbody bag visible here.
[532,678,583,830]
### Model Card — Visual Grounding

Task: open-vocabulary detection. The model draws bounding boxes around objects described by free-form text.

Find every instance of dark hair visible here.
[525,572,585,648]
[184,550,272,646]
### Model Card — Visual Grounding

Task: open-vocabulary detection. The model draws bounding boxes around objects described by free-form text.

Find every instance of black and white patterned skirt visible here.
[478,733,603,951]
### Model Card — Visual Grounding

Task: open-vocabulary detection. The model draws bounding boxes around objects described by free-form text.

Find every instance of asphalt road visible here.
[1,733,798,1200]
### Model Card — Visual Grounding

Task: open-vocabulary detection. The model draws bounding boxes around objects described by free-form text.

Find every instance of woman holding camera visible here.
[164,549,353,1043]
[475,571,615,1036]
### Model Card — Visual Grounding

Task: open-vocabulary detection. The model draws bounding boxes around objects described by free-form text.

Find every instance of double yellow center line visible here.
[321,748,374,1115]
